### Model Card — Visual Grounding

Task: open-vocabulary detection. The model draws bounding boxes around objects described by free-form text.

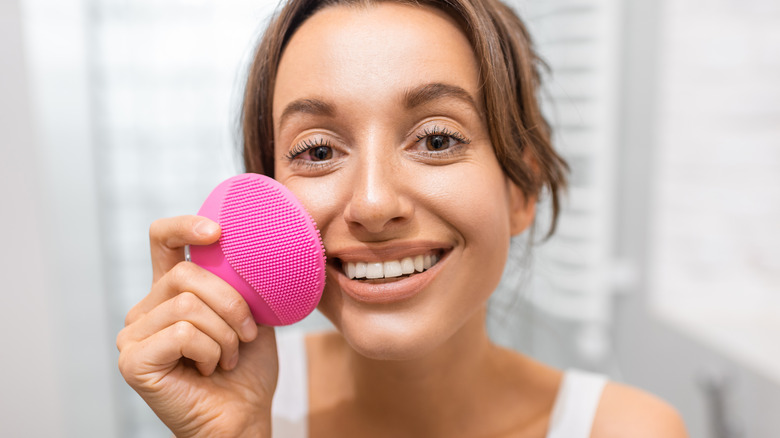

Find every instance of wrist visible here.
[239,420,271,438]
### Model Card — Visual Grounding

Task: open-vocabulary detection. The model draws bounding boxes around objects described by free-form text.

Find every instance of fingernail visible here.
[194,220,218,237]
[241,318,258,340]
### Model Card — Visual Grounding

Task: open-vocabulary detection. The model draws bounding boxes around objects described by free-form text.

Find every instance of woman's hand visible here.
[117,215,278,438]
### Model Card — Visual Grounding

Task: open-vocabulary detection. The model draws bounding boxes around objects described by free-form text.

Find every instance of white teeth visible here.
[383,261,403,278]
[366,262,383,279]
[401,257,415,274]
[344,253,441,280]
[355,262,367,279]
[414,255,424,272]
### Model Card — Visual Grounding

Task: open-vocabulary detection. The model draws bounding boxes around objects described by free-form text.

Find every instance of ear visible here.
[507,181,536,237]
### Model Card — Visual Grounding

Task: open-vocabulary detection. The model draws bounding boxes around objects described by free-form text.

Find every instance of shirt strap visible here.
[546,369,607,438]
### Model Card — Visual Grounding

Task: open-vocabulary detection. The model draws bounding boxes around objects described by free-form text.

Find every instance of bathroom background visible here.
[2,0,779,436]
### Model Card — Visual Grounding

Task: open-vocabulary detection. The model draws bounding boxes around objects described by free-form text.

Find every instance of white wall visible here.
[0,0,118,436]
[0,0,66,436]
[614,1,780,437]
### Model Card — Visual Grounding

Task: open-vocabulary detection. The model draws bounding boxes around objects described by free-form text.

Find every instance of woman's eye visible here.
[426,134,454,151]
[308,145,332,161]
[415,126,470,155]
[284,140,335,163]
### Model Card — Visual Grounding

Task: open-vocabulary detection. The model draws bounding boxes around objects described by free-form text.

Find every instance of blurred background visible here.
[1,0,778,436]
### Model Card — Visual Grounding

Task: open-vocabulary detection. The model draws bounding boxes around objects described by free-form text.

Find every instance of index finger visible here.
[149,215,220,283]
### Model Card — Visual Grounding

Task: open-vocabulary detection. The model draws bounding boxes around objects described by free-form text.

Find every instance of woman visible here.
[117,0,689,436]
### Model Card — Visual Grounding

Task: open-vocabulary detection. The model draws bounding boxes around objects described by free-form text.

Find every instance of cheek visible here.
[274,168,345,231]
[423,163,513,243]
[426,162,514,297]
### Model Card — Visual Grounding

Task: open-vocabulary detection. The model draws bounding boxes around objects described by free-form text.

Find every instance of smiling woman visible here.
[116,0,689,437]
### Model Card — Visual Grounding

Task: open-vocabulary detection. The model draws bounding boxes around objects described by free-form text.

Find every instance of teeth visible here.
[355,262,367,278]
[366,262,383,279]
[383,261,403,278]
[414,255,424,272]
[345,253,440,280]
[401,257,415,274]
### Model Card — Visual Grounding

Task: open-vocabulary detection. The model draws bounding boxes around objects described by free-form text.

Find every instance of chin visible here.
[326,303,463,361]
[347,328,432,361]
[345,330,442,361]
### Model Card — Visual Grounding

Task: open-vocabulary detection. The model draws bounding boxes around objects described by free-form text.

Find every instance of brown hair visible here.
[241,0,568,236]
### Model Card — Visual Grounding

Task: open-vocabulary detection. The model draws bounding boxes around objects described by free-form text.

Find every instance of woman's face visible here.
[272,2,534,359]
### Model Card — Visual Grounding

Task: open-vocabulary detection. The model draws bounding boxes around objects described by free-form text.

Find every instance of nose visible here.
[343,152,413,236]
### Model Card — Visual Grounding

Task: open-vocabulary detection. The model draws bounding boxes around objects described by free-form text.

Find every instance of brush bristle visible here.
[219,176,325,325]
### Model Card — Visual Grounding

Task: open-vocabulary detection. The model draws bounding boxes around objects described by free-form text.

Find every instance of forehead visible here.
[273,2,481,122]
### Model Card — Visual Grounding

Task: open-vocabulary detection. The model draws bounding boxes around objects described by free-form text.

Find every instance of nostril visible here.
[343,177,414,234]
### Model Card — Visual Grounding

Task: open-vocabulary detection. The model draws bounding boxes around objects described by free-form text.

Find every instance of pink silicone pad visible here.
[189,173,326,326]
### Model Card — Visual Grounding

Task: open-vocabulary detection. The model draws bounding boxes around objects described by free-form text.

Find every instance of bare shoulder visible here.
[591,381,689,438]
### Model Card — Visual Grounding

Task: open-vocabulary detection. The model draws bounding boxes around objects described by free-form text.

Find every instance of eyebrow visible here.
[277,82,479,129]
[403,82,480,112]
[278,98,336,129]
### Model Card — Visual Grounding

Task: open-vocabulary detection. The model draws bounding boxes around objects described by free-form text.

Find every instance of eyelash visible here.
[283,138,338,172]
[414,125,470,145]
[284,138,332,161]
[413,125,471,160]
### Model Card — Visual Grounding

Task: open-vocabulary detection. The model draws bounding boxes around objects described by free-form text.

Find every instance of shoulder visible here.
[591,381,688,438]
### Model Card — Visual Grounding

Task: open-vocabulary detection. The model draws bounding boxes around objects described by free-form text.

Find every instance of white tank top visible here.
[272,330,606,438]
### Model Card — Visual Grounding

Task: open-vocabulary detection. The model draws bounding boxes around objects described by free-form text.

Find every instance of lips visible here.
[327,243,451,304]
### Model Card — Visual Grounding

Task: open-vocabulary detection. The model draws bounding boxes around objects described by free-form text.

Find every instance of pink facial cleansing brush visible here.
[189,173,325,326]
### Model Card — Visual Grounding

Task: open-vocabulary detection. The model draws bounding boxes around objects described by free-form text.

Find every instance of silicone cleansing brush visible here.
[189,173,326,326]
